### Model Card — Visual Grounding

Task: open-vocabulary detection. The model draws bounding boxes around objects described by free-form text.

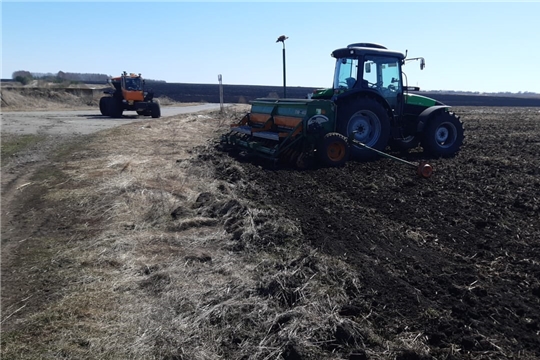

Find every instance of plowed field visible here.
[210,106,540,358]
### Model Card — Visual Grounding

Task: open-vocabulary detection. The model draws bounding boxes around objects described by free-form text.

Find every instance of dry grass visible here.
[1,104,438,359]
[0,86,191,112]
[1,88,98,111]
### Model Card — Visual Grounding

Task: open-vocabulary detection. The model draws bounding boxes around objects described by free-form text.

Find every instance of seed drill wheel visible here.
[319,132,350,167]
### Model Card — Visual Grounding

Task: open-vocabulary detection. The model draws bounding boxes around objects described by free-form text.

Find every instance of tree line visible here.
[12,70,109,85]
[11,70,165,85]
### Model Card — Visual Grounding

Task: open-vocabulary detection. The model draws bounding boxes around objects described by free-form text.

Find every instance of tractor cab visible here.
[330,43,406,112]
[333,54,403,111]
[120,72,144,101]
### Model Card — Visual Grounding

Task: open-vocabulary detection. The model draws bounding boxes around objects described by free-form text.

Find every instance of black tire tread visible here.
[421,111,464,157]
[99,97,110,116]
[151,100,161,118]
[337,97,391,161]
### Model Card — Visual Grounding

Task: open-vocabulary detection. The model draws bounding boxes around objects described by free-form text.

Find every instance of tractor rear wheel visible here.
[99,97,110,116]
[421,111,464,157]
[151,100,161,118]
[338,98,390,161]
[319,133,349,167]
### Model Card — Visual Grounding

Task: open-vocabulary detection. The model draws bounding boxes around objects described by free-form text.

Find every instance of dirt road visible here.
[0,103,226,135]
[0,103,233,298]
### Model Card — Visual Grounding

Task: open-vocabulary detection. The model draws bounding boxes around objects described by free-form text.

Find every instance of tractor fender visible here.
[416,105,451,132]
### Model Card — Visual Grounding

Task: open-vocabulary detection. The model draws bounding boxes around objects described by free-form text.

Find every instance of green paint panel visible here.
[250,104,274,114]
[311,88,334,99]
[250,98,336,122]
[405,93,437,107]
[276,105,307,117]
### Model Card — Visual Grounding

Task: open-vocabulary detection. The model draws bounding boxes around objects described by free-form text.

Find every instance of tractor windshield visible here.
[124,77,142,91]
[333,58,359,90]
[332,54,403,110]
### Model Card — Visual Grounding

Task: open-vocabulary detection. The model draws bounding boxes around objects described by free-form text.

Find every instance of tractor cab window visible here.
[363,55,402,109]
[333,58,359,90]
[124,78,142,91]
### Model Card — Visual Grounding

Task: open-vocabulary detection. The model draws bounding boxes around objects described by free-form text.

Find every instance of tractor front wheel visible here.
[99,97,110,116]
[151,100,161,118]
[338,98,391,161]
[108,99,123,118]
[319,133,349,167]
[421,111,464,157]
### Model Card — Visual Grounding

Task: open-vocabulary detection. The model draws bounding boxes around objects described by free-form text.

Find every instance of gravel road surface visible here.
[1,104,226,135]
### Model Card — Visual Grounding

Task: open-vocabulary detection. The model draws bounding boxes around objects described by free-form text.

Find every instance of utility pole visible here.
[276,35,288,99]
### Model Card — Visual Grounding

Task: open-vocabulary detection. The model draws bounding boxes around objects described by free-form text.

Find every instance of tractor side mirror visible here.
[420,58,426,70]
[365,62,371,73]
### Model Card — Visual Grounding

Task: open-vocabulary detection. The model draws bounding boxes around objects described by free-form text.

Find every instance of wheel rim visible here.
[348,110,381,146]
[434,122,458,148]
[327,141,346,162]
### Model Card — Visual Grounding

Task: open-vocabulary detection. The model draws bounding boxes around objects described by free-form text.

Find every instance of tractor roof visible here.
[111,73,142,81]
[332,43,405,60]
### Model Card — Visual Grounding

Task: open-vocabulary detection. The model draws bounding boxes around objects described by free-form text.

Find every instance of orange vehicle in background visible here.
[99,71,161,118]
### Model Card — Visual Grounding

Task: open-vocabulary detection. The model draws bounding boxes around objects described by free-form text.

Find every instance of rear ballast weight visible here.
[221,42,464,174]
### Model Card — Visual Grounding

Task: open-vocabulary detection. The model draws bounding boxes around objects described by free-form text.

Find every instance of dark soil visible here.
[212,107,540,358]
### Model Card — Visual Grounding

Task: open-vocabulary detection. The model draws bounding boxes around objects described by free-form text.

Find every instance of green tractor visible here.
[221,43,464,168]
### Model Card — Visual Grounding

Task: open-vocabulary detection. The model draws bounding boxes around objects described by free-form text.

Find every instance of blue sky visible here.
[2,1,540,93]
